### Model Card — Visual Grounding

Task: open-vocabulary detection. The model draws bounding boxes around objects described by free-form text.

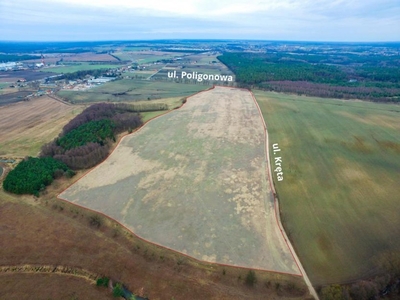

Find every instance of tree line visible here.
[320,250,400,300]
[59,69,115,81]
[259,81,400,103]
[218,52,400,102]
[40,103,142,170]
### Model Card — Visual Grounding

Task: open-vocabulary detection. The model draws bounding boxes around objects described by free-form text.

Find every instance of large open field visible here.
[59,87,300,275]
[113,50,182,62]
[0,70,56,82]
[255,91,400,285]
[0,186,308,300]
[58,79,210,103]
[43,62,123,74]
[0,96,82,157]
[0,91,34,106]
[0,85,309,299]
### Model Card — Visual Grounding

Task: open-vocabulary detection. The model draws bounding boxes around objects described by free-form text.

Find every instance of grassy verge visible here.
[137,97,184,122]
[254,90,400,285]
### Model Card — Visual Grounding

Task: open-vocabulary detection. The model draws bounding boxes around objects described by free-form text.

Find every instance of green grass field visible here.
[58,79,209,103]
[0,83,10,94]
[42,63,123,74]
[135,97,184,122]
[255,91,400,285]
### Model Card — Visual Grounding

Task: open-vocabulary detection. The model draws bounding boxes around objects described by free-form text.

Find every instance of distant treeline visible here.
[219,52,347,84]
[0,54,41,62]
[116,102,169,112]
[59,69,115,80]
[41,103,142,169]
[260,81,400,103]
[218,52,400,102]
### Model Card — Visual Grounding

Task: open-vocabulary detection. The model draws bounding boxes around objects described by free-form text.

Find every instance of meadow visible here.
[58,79,209,103]
[130,97,185,122]
[42,62,123,74]
[255,90,400,285]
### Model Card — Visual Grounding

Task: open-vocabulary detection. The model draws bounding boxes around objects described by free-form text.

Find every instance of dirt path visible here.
[250,90,320,300]
[0,264,99,282]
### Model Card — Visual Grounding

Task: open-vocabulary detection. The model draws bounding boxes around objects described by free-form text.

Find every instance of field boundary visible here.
[47,94,71,106]
[57,85,304,278]
[247,88,319,300]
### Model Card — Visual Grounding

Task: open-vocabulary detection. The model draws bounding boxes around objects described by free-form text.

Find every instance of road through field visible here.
[59,86,301,276]
[251,91,319,300]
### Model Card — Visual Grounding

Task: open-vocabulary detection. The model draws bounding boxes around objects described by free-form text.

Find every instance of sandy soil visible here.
[60,86,300,275]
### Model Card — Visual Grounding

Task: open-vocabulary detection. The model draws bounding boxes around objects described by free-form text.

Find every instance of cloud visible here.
[0,0,399,41]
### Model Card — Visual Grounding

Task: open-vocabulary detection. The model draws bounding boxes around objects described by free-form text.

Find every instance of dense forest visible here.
[41,103,142,169]
[58,69,116,80]
[0,54,41,62]
[218,52,400,102]
[57,119,115,150]
[3,157,74,196]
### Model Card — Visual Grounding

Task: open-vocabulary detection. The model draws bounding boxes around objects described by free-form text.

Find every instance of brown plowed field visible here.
[0,96,82,157]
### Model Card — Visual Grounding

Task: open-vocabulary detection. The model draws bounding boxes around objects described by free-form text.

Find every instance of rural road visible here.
[250,91,320,300]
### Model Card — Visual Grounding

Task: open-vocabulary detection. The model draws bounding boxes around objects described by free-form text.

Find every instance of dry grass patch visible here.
[0,96,82,157]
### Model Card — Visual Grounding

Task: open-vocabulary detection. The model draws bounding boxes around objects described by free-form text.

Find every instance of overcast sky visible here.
[0,0,399,42]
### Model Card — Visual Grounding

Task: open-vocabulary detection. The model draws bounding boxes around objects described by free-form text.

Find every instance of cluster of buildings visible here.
[0,61,45,71]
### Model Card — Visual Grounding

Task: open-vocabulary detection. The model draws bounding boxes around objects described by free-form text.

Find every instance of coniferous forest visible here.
[218,52,400,102]
[3,157,73,196]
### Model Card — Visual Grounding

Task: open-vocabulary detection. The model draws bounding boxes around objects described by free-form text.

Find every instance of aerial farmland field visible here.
[0,96,82,157]
[58,79,210,103]
[59,87,300,274]
[255,91,400,285]
[43,62,122,74]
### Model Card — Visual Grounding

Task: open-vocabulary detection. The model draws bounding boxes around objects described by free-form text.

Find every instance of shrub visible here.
[89,215,102,228]
[320,284,350,300]
[113,283,124,297]
[96,277,109,287]
[245,270,257,286]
